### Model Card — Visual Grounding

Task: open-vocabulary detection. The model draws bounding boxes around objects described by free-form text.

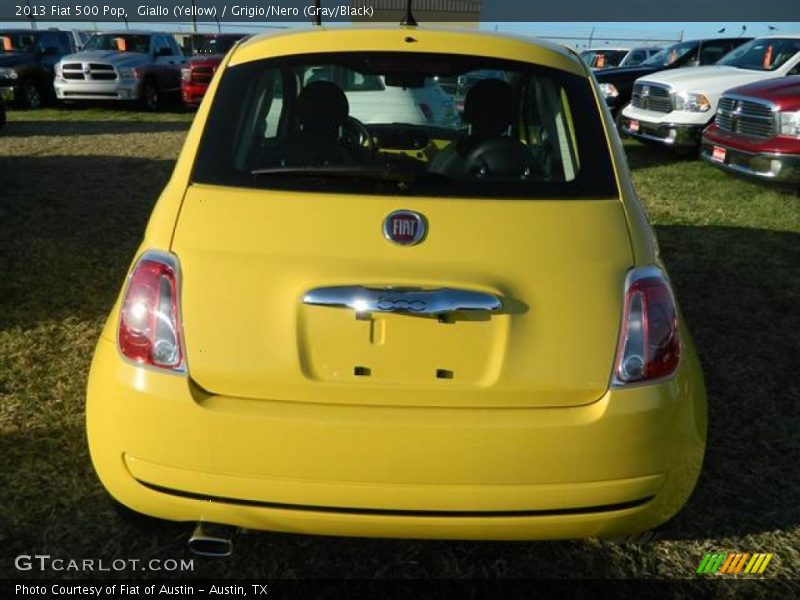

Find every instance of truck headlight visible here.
[181,68,191,82]
[54,62,62,78]
[118,68,141,80]
[598,83,619,100]
[673,92,711,112]
[0,67,18,80]
[779,111,800,138]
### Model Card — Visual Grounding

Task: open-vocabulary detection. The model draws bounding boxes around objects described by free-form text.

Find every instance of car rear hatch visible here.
[171,186,632,408]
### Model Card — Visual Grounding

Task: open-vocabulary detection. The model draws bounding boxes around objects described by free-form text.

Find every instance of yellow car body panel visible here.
[86,26,706,540]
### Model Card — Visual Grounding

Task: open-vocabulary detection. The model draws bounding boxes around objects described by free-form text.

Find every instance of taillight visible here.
[118,251,185,372]
[613,266,680,384]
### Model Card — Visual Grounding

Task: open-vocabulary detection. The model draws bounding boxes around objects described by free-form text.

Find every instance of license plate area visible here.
[298,306,506,386]
[711,145,727,163]
[628,119,640,133]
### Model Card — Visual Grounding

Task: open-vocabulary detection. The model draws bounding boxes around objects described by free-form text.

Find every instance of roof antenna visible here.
[400,0,418,27]
[312,0,322,26]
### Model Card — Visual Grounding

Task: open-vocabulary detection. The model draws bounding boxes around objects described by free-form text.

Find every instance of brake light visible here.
[613,266,680,383]
[118,251,185,371]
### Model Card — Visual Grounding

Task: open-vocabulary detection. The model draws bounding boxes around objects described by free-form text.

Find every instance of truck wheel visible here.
[141,78,160,111]
[20,79,43,109]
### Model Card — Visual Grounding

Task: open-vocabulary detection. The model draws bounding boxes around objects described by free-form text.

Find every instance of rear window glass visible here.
[192,52,618,199]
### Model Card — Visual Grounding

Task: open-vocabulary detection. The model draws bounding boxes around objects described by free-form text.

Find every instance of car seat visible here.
[430,78,533,179]
[283,80,355,166]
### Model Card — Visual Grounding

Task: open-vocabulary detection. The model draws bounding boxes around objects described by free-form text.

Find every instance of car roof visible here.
[231,26,586,76]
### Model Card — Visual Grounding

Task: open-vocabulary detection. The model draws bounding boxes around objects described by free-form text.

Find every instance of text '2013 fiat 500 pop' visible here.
[86,25,707,556]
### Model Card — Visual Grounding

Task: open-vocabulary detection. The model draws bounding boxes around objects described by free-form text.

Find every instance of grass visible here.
[0,107,798,590]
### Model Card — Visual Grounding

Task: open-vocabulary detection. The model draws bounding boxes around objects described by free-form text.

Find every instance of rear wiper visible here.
[251,164,451,185]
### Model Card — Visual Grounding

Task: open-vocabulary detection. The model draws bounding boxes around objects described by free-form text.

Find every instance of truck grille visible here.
[716,95,777,139]
[191,66,215,83]
[631,82,672,113]
[61,62,118,81]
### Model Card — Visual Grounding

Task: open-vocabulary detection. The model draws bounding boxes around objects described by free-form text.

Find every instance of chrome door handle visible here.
[302,286,502,315]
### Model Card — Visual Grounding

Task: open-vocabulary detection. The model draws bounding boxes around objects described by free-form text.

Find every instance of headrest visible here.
[463,78,515,137]
[296,80,349,133]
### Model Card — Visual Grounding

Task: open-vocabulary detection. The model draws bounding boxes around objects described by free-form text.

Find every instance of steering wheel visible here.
[461,137,538,180]
[341,116,376,156]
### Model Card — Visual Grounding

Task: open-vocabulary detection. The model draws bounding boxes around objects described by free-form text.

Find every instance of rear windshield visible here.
[192,52,618,199]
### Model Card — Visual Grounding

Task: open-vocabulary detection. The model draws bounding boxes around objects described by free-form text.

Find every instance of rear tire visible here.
[19,79,43,109]
[141,78,160,112]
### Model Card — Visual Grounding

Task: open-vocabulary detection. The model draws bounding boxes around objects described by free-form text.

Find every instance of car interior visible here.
[224,55,582,187]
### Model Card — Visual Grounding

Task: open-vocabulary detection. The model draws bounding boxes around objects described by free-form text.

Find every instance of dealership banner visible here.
[1,0,800,23]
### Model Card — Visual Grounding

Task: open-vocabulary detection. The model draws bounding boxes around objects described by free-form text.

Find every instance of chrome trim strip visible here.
[303,285,503,316]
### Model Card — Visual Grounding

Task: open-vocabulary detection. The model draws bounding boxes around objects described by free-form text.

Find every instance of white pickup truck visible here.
[620,35,800,153]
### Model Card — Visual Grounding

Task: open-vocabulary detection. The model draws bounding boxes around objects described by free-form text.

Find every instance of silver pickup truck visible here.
[54,31,184,110]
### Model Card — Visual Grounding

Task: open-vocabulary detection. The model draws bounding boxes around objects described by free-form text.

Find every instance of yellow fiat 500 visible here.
[86,25,706,555]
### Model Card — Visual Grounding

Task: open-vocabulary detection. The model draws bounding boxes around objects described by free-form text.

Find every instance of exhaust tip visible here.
[188,523,235,557]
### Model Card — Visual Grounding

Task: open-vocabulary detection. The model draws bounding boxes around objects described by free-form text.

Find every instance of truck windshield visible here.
[717,38,800,71]
[642,41,698,67]
[579,50,629,68]
[83,34,151,54]
[192,52,618,199]
[0,32,38,53]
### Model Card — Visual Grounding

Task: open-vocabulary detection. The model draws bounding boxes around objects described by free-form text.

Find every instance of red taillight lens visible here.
[118,252,184,371]
[614,267,680,383]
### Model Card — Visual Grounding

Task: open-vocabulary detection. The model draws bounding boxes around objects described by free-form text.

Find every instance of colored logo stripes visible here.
[696,552,774,574]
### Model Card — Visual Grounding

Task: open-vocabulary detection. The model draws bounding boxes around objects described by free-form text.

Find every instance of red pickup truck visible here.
[181,34,246,107]
[701,76,800,186]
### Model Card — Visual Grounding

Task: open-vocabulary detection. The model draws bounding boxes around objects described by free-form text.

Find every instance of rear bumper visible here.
[86,335,706,540]
[54,78,142,101]
[701,136,800,184]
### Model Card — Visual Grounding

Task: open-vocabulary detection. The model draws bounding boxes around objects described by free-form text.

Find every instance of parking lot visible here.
[0,106,798,585]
